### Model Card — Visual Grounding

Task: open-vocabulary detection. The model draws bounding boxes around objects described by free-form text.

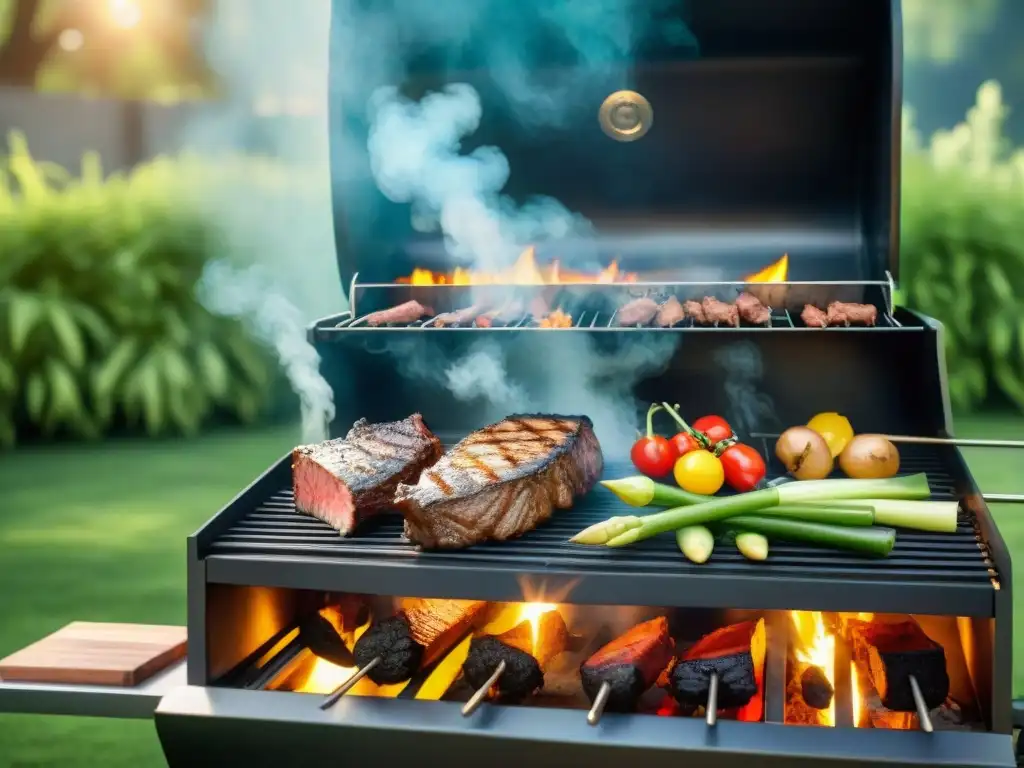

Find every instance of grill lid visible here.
[327,0,901,285]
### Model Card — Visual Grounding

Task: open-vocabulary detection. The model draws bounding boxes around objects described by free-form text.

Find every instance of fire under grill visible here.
[218,599,986,734]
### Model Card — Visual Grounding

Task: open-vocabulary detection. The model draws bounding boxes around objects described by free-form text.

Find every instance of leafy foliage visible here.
[901,82,1024,411]
[0,132,277,447]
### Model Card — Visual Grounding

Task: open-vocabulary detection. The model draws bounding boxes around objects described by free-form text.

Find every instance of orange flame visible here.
[791,611,836,726]
[851,661,862,727]
[399,246,638,286]
[744,253,789,283]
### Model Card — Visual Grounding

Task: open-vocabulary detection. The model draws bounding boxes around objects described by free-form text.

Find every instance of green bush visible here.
[900,82,1024,412]
[0,133,278,448]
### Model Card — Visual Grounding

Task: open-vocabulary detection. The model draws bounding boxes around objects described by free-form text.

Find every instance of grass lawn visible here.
[0,415,1022,767]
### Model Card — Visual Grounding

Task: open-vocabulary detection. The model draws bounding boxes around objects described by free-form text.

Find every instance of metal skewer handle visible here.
[706,672,719,727]
[587,681,612,726]
[908,675,933,733]
[320,656,380,710]
[750,432,1024,503]
[462,660,506,717]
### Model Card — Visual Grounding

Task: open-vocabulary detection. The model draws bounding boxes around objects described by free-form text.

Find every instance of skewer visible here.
[705,672,719,726]
[908,675,933,733]
[750,432,1024,503]
[319,656,380,710]
[586,681,612,726]
[461,660,506,717]
[750,431,1024,450]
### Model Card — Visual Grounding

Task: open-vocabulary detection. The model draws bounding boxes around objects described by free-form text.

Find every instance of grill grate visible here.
[338,308,908,331]
[204,445,994,598]
[327,280,915,332]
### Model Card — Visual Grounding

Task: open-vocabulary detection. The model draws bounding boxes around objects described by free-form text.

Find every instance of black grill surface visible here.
[199,441,997,617]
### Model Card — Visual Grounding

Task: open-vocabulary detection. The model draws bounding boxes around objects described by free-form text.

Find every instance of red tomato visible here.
[670,431,701,458]
[719,442,767,492]
[630,436,677,478]
[692,415,733,444]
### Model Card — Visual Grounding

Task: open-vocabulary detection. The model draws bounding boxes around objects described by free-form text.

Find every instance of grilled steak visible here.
[683,300,707,324]
[477,301,524,327]
[827,301,878,327]
[292,414,443,535]
[395,415,604,549]
[655,296,685,327]
[701,297,739,327]
[617,297,660,327]
[801,304,829,328]
[435,304,487,327]
[735,292,772,325]
[364,300,433,326]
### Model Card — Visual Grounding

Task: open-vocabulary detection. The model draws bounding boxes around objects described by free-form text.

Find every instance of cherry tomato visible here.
[631,404,676,477]
[631,436,676,478]
[692,415,733,445]
[673,450,725,495]
[718,442,767,493]
[670,431,701,458]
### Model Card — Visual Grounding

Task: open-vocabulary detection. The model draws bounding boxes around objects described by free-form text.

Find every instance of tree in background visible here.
[0,0,213,99]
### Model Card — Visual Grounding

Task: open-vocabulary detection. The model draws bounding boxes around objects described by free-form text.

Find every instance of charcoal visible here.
[800,664,834,710]
[463,637,543,702]
[669,652,759,709]
[667,619,765,711]
[353,614,424,684]
[847,619,949,712]
[581,664,648,711]
[300,612,355,668]
[580,616,674,712]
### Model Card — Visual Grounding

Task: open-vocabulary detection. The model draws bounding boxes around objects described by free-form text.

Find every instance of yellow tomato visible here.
[673,450,725,495]
[807,412,854,458]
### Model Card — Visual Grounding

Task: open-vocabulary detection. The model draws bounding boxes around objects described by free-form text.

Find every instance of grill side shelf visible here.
[198,450,999,617]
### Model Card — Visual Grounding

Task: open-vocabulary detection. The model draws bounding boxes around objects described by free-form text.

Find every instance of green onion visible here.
[676,526,714,563]
[758,504,873,526]
[574,475,930,547]
[727,516,896,557]
[865,499,959,533]
[735,532,769,561]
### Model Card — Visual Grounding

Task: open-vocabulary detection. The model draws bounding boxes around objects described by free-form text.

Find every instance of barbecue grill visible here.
[3,0,1024,766]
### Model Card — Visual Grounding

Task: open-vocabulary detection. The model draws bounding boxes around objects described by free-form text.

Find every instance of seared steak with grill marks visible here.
[683,300,706,323]
[364,300,433,326]
[702,297,739,327]
[395,415,603,549]
[801,304,829,327]
[827,301,878,327]
[292,415,443,535]
[735,292,772,325]
[655,296,685,327]
[617,297,660,327]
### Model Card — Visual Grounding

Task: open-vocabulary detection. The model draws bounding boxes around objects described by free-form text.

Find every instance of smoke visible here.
[179,0,696,441]
[713,342,781,438]
[199,262,336,442]
[365,333,678,454]
[368,85,590,271]
[176,1,339,440]
[352,0,693,445]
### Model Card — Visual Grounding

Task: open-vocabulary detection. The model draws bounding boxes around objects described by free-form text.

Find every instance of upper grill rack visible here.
[321,278,919,333]
[198,443,998,618]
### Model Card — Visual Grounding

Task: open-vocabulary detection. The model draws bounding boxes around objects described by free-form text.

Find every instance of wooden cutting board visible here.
[0,622,187,687]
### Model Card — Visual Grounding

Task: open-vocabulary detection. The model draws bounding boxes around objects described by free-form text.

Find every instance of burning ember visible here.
[538,309,573,328]
[399,246,637,285]
[787,611,837,727]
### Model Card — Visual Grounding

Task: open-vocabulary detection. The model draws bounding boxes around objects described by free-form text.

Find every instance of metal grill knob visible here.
[599,90,652,142]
